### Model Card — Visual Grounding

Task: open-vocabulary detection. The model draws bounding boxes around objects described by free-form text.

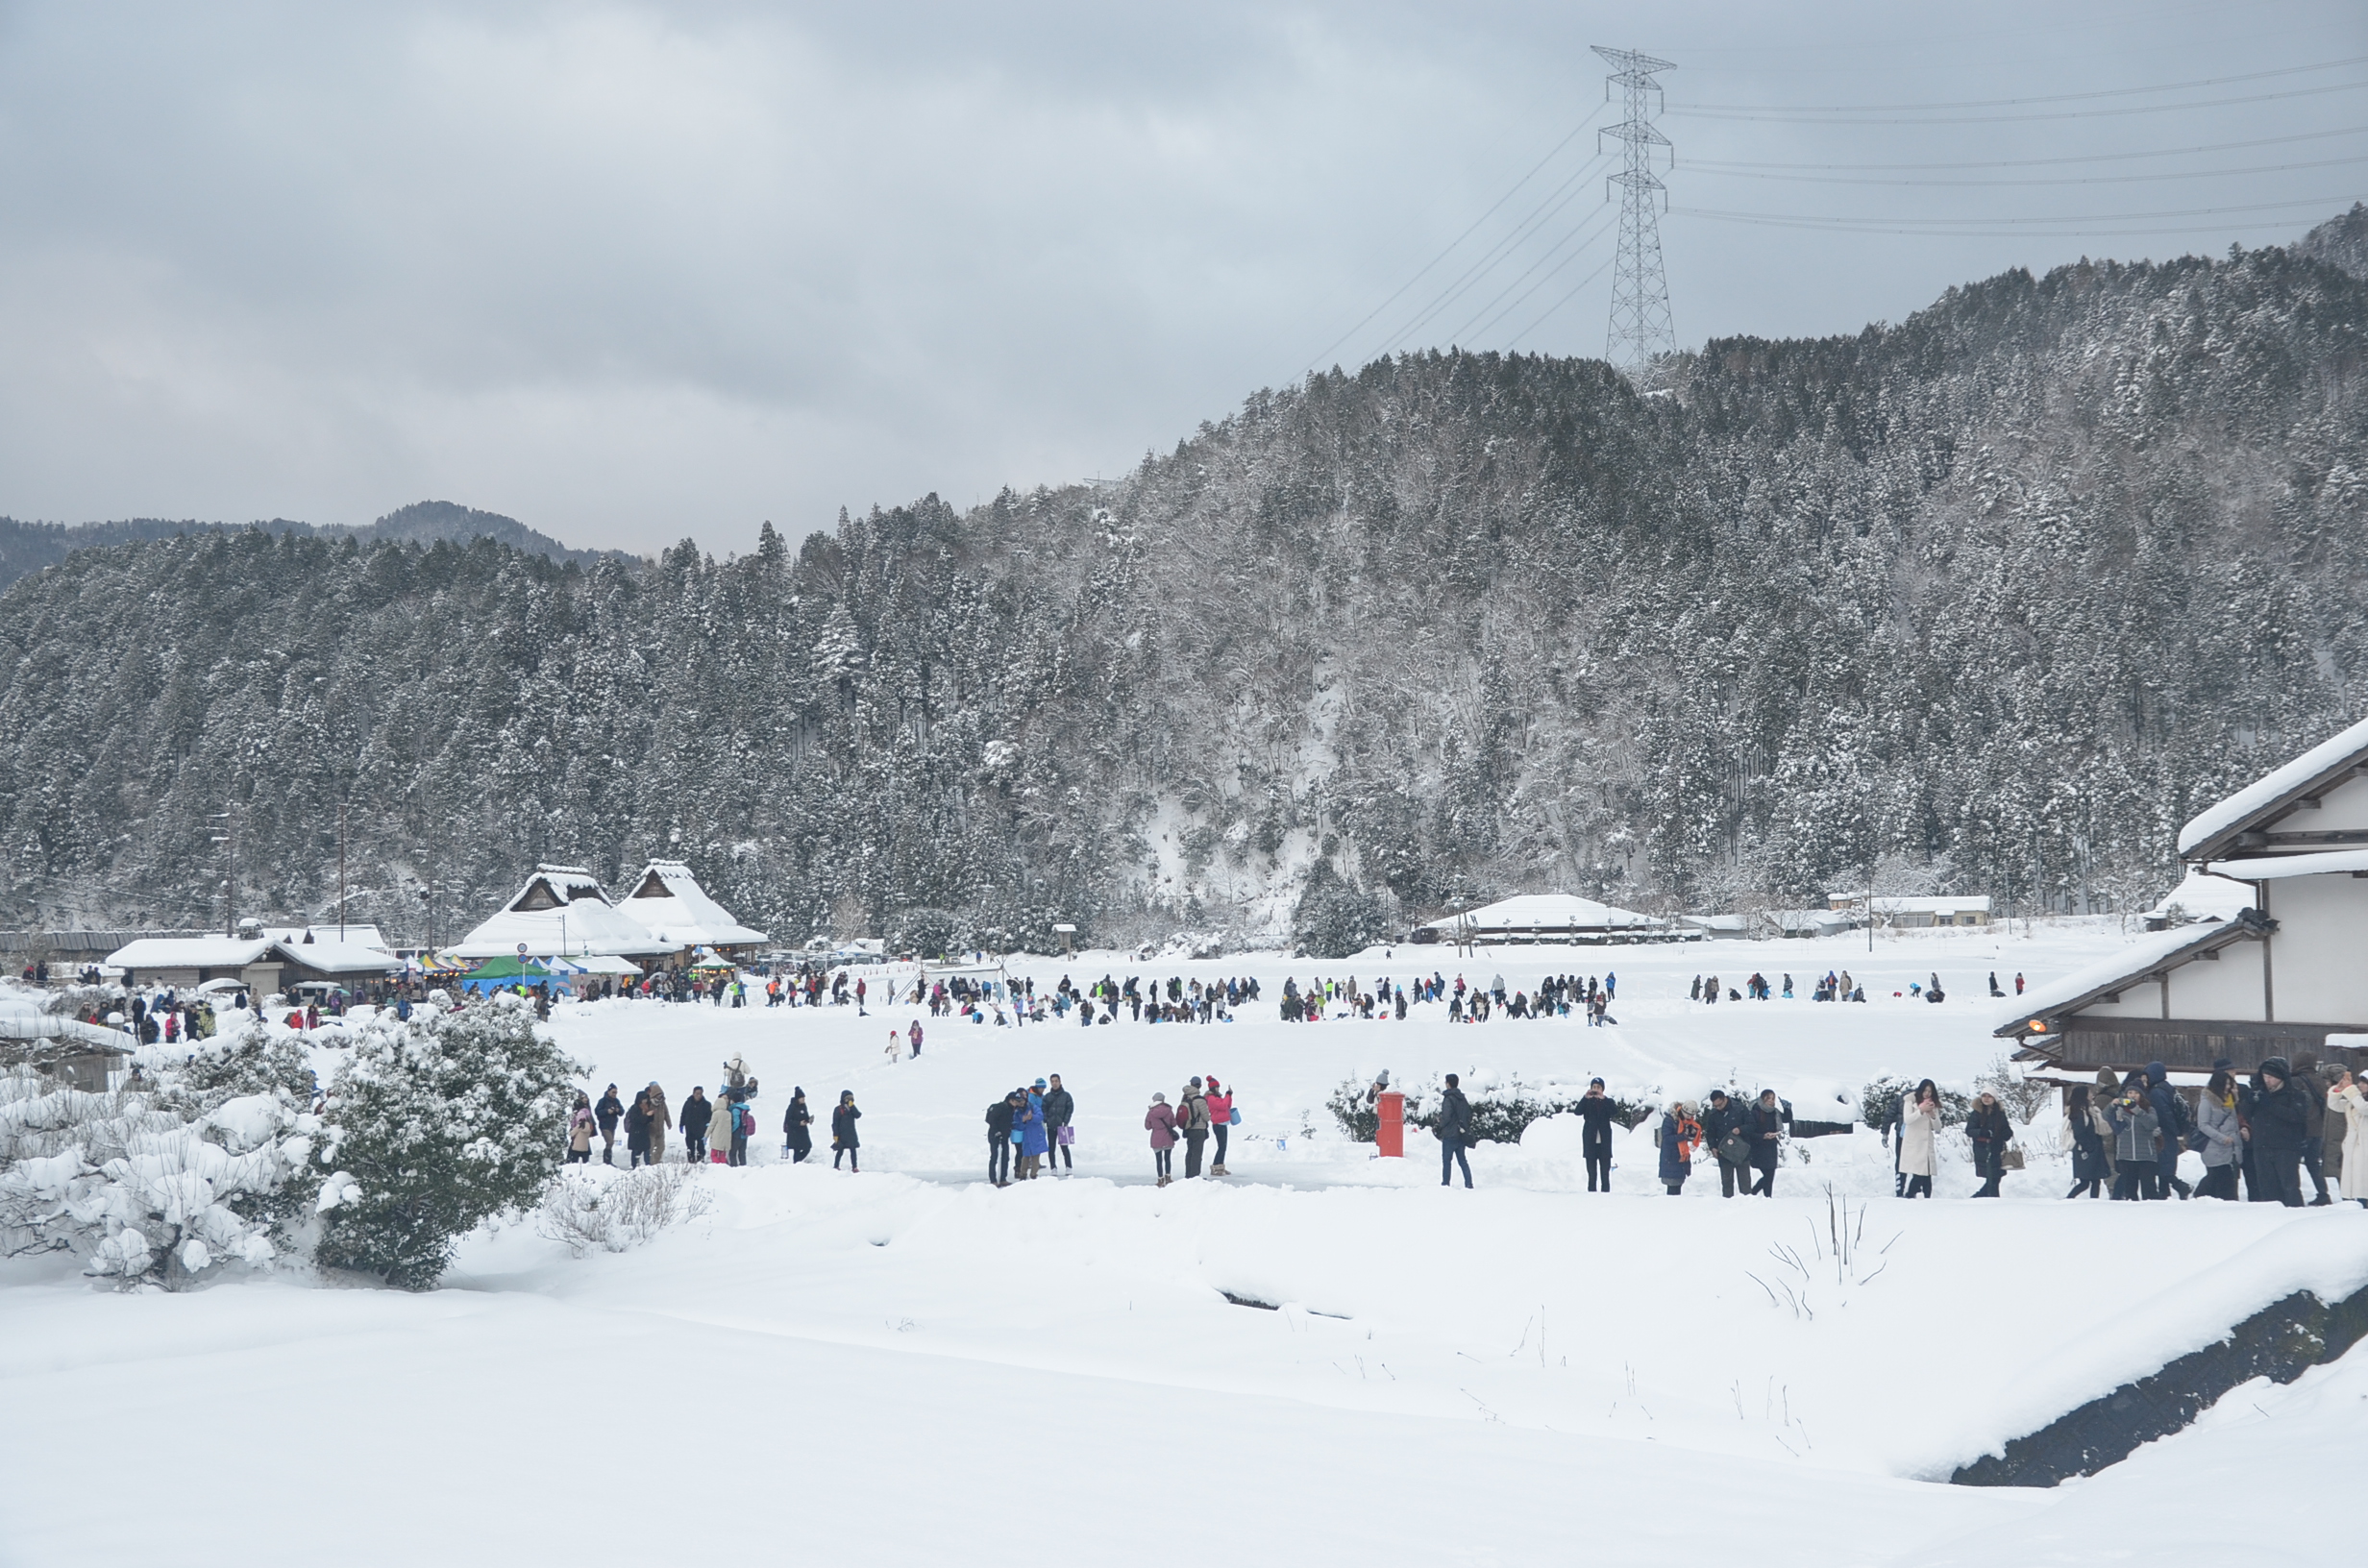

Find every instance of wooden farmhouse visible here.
[1997,715,2368,1075]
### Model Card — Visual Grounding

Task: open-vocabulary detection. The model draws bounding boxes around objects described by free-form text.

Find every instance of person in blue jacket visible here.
[1016,1083,1048,1180]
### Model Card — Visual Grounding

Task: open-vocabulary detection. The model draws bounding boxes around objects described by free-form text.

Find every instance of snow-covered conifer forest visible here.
[0,209,2364,945]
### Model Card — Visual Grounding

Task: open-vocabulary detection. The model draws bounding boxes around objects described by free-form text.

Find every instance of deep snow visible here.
[4,921,2364,1567]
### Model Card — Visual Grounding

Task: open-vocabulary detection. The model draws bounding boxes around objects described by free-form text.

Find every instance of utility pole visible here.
[337,799,348,941]
[1592,45,1676,379]
[209,808,237,938]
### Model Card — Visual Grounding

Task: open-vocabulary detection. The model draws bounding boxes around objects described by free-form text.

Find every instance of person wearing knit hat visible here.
[1203,1075,1234,1175]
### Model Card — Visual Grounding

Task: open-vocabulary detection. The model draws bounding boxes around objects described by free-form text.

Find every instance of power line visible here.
[1668,53,2368,113]
[1507,254,1620,350]
[1301,108,1607,374]
[1692,153,2368,188]
[1450,203,1620,345]
[1667,77,2368,126]
[1689,125,2368,172]
[1371,152,1614,358]
[1669,195,2354,235]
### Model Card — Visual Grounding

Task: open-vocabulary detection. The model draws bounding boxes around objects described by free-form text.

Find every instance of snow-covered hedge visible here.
[313,993,582,1289]
[536,1163,711,1257]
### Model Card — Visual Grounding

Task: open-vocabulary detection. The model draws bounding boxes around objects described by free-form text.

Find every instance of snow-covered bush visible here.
[0,1019,317,1287]
[1859,1075,1973,1130]
[1325,1072,1649,1144]
[314,994,582,1289]
[536,1163,711,1257]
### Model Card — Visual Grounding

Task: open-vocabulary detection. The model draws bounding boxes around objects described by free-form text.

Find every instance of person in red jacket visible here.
[1204,1076,1235,1176]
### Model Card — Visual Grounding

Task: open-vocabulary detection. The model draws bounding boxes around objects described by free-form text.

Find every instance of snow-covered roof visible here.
[272,940,403,975]
[105,937,276,971]
[454,865,676,958]
[616,859,769,948]
[2178,713,2368,857]
[1423,894,1662,932]
[1827,894,1991,916]
[296,923,390,951]
[1992,919,2268,1039]
[2143,869,2257,920]
[2206,848,2368,881]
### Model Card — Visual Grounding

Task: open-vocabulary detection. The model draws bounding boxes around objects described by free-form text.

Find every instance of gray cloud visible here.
[0,1,2360,551]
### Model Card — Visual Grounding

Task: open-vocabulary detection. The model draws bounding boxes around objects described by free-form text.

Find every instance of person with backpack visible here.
[1203,1076,1233,1176]
[1700,1089,1750,1198]
[2145,1061,2193,1199]
[1179,1078,1211,1179]
[782,1088,814,1164]
[727,1091,752,1166]
[1656,1099,1698,1195]
[1965,1090,2012,1196]
[831,1090,862,1171]
[1575,1078,1618,1191]
[1017,1081,1048,1180]
[1043,1074,1076,1175]
[1145,1090,1180,1186]
[986,1090,1018,1186]
[1898,1081,1941,1199]
[1436,1073,1473,1188]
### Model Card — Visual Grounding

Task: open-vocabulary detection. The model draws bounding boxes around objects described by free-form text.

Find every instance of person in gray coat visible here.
[2109,1075,2161,1200]
[2194,1070,2244,1200]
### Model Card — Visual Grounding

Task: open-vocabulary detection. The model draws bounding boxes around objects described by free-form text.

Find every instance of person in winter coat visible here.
[727,1092,752,1166]
[1017,1081,1049,1179]
[1699,1089,1749,1198]
[1179,1078,1212,1179]
[644,1084,670,1165]
[2109,1076,2161,1200]
[986,1091,1018,1186]
[2194,1071,2244,1200]
[2064,1084,2111,1199]
[1965,1090,2012,1197]
[2245,1058,2308,1206]
[1145,1091,1181,1186]
[1203,1076,1234,1176]
[566,1092,596,1164]
[831,1090,862,1171]
[1043,1074,1076,1174]
[1745,1089,1787,1196]
[2294,1052,2332,1205]
[1897,1081,1941,1199]
[1436,1073,1473,1188]
[1657,1099,1699,1195]
[908,1019,924,1058]
[783,1088,814,1164]
[680,1088,714,1164]
[2328,1068,2368,1206]
[1576,1078,1617,1191]
[595,1084,625,1165]
[624,1091,653,1167]
[2145,1061,2193,1200]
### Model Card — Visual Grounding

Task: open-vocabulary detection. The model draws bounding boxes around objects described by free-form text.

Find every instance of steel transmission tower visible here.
[1592,46,1676,378]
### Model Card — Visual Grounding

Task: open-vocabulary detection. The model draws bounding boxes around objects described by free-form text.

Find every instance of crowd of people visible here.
[2049,1055,2368,1208]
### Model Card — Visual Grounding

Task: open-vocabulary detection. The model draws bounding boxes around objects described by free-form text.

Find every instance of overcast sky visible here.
[1,1,2362,553]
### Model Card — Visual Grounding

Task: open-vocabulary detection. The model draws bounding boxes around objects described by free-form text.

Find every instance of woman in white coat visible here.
[2330,1069,2368,1207]
[1898,1079,1941,1199]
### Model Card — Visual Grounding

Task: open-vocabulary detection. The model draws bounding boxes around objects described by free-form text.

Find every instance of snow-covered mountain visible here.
[2,212,2364,946]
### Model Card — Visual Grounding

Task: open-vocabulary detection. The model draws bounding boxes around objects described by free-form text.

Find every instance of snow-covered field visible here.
[5,921,2365,1566]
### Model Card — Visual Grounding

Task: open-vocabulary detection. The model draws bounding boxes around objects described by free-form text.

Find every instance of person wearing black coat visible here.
[1965,1092,2012,1197]
[679,1088,714,1164]
[623,1093,653,1167]
[831,1091,863,1171]
[1042,1078,1076,1174]
[1746,1090,1787,1197]
[1699,1090,1750,1198]
[1437,1074,1474,1188]
[1576,1079,1618,1191]
[2145,1061,2192,1200]
[985,1092,1017,1186]
[2247,1059,2309,1207]
[782,1088,814,1164]
[595,1085,625,1165]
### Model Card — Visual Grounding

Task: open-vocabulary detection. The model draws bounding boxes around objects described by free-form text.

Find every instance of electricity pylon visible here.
[1592,45,1676,379]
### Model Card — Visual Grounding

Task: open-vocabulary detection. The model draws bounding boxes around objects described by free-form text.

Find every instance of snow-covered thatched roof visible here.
[616,860,768,949]
[105,937,277,971]
[454,865,675,959]
[1424,894,1662,934]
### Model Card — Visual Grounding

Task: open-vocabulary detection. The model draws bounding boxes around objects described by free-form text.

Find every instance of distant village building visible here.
[104,934,402,993]
[1411,893,1673,945]
[1999,715,2368,1074]
[1826,893,1991,928]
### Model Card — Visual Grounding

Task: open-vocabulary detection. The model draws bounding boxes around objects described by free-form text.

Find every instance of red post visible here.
[1376,1090,1404,1158]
